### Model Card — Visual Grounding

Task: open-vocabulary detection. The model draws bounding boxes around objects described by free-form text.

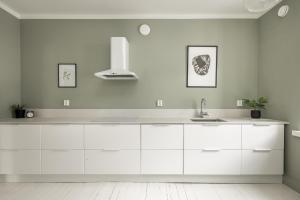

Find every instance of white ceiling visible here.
[0,0,277,19]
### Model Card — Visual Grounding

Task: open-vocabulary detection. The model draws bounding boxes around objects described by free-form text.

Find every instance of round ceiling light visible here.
[278,5,289,17]
[139,24,151,36]
[244,0,282,13]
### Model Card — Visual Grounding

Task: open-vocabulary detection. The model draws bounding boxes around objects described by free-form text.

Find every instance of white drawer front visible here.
[184,125,241,149]
[42,125,84,149]
[141,125,183,149]
[184,150,241,175]
[85,150,140,174]
[0,150,41,174]
[85,125,140,149]
[242,150,283,175]
[0,125,40,149]
[141,150,183,174]
[42,150,84,174]
[242,125,284,150]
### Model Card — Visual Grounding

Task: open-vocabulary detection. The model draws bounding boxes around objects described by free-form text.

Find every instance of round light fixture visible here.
[139,24,151,36]
[278,5,289,17]
[244,0,282,13]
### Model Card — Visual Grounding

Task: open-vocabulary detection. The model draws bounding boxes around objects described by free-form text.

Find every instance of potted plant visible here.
[243,97,268,119]
[11,104,26,118]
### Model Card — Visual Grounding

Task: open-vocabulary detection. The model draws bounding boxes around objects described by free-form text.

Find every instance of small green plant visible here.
[11,104,26,111]
[243,97,268,110]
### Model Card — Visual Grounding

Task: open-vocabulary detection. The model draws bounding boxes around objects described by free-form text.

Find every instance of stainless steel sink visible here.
[190,118,227,122]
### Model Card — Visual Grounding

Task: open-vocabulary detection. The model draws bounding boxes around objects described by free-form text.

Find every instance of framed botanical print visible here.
[186,46,218,88]
[58,63,77,88]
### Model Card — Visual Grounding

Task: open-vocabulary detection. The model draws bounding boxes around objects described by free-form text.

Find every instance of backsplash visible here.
[33,109,250,118]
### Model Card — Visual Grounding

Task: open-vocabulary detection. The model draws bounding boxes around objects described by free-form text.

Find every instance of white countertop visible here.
[0,117,289,125]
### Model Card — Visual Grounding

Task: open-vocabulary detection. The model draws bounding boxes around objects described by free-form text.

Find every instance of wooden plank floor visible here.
[0,183,299,200]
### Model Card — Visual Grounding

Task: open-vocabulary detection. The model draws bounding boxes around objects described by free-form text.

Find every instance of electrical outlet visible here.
[64,100,70,107]
[156,99,164,107]
[237,99,243,107]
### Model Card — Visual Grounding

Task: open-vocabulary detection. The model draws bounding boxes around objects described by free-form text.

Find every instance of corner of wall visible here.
[284,176,300,193]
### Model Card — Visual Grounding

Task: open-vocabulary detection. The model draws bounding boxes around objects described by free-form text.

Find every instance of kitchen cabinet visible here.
[0,150,41,174]
[42,150,84,174]
[0,122,285,177]
[0,125,40,149]
[85,125,140,150]
[184,150,241,175]
[141,124,183,174]
[241,124,284,175]
[41,125,84,149]
[85,150,140,174]
[184,124,241,150]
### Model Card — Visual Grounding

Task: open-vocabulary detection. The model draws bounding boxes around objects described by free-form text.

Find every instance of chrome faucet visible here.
[199,98,208,118]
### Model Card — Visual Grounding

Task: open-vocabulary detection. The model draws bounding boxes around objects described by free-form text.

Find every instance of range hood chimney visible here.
[94,37,138,80]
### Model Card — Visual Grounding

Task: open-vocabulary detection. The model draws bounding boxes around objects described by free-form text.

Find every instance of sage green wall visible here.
[21,19,258,109]
[0,9,21,117]
[259,0,300,192]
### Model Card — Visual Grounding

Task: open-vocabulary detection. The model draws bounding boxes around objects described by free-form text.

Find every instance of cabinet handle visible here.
[201,124,221,127]
[202,148,221,152]
[150,124,170,127]
[253,148,272,152]
[49,149,71,152]
[102,148,121,152]
[253,124,271,127]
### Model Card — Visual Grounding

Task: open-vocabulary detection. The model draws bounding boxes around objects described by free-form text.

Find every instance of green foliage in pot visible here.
[243,97,268,110]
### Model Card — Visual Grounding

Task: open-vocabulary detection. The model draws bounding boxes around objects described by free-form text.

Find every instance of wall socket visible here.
[63,100,70,107]
[156,99,164,107]
[236,99,244,107]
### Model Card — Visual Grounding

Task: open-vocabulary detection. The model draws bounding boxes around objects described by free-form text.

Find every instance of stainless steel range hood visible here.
[94,37,138,80]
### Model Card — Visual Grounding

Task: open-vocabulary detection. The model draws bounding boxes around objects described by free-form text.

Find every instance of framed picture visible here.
[186,46,218,88]
[58,63,77,88]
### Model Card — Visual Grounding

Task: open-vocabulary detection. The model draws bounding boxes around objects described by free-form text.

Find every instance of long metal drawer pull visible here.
[253,124,271,127]
[201,124,221,127]
[253,148,272,152]
[151,124,170,127]
[49,149,71,152]
[202,148,221,152]
[102,148,121,151]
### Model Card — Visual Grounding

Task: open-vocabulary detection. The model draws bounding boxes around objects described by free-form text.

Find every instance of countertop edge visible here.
[0,118,289,125]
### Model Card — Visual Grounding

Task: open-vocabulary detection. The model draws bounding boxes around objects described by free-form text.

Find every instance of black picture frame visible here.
[58,63,77,88]
[186,45,218,88]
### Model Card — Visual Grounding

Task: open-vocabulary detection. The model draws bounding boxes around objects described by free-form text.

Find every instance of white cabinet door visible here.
[42,150,84,174]
[0,150,41,174]
[41,125,84,149]
[141,150,183,174]
[85,150,140,174]
[241,150,284,175]
[184,125,241,149]
[0,125,41,149]
[242,125,284,150]
[141,125,183,149]
[184,150,241,175]
[85,125,140,149]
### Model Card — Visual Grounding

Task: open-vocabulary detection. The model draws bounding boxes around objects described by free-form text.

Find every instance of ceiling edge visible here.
[20,13,262,19]
[0,1,21,19]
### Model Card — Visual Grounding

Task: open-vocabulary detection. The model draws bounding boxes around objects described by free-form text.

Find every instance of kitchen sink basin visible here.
[190,118,227,122]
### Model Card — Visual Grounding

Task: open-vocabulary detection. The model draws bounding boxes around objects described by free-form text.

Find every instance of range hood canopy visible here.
[94,37,138,80]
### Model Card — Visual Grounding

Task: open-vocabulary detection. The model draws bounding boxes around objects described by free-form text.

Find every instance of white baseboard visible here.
[0,175,282,184]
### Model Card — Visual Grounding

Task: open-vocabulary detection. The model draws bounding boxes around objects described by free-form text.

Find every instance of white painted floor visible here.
[0,182,299,200]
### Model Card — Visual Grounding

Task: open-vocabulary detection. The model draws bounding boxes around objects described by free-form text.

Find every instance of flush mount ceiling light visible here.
[244,0,282,12]
[278,5,289,17]
[139,24,151,36]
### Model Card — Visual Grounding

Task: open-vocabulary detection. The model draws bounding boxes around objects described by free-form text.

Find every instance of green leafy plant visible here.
[11,104,26,111]
[243,97,268,110]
